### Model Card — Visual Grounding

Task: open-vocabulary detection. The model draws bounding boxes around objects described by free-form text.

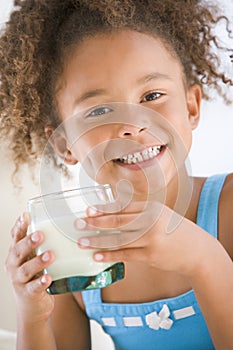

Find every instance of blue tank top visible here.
[82,174,227,350]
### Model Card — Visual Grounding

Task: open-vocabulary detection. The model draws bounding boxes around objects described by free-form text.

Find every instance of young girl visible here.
[1,1,233,349]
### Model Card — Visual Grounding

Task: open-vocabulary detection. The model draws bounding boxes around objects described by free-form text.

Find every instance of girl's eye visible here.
[141,92,163,102]
[87,106,113,117]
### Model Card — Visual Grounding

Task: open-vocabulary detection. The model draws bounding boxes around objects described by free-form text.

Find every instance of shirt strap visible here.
[196,174,227,238]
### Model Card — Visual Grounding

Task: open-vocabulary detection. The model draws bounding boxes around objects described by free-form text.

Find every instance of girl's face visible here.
[55,30,201,198]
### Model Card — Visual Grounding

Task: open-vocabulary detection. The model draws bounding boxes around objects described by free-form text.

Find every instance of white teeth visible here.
[134,152,143,162]
[126,154,133,164]
[142,149,149,160]
[153,148,159,156]
[117,146,163,164]
[148,152,154,159]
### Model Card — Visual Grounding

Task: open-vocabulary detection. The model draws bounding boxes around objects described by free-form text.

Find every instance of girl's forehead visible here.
[56,30,185,118]
[62,30,183,82]
[69,30,178,63]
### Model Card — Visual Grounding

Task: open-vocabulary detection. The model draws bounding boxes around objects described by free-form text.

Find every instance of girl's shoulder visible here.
[221,172,233,193]
[218,173,233,260]
[220,173,233,209]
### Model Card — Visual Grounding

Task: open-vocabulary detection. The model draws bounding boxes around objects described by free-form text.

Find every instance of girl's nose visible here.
[117,124,147,138]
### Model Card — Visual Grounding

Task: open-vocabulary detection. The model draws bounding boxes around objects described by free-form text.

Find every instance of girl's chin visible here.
[95,178,167,202]
[94,163,168,198]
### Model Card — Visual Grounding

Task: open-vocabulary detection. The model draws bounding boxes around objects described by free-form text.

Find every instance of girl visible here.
[1,1,233,349]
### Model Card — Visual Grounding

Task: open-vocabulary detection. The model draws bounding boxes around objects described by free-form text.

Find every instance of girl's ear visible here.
[44,126,78,165]
[186,84,202,130]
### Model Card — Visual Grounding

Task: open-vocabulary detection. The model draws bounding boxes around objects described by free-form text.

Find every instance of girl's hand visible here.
[5,213,55,323]
[76,201,217,278]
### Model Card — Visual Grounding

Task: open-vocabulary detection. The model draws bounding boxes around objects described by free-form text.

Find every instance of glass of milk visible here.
[28,184,124,294]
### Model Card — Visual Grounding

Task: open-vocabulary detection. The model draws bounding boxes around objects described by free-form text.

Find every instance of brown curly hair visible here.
[0,0,233,176]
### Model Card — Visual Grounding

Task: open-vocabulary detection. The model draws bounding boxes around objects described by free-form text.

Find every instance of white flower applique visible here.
[145,304,173,330]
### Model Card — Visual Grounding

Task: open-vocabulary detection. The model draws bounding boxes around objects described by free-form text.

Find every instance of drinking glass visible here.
[28,184,124,294]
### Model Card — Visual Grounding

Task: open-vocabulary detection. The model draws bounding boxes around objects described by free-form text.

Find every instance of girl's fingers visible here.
[76,204,163,242]
[77,207,164,249]
[86,200,152,217]
[11,212,30,243]
[76,213,159,249]
[25,274,52,296]
[6,221,55,286]
[8,231,44,267]
[79,200,164,233]
[93,247,147,264]
[75,212,144,232]
[16,250,54,284]
[78,229,147,249]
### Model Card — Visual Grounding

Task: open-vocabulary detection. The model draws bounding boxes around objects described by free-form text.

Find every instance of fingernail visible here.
[79,238,90,247]
[94,253,103,261]
[31,232,40,242]
[76,219,86,230]
[41,275,47,284]
[19,214,25,226]
[42,252,50,262]
[88,206,98,216]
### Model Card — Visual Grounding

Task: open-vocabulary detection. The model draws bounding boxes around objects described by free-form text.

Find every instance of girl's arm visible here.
[16,318,57,350]
[5,214,91,350]
[16,293,91,350]
[76,200,233,350]
[51,293,91,350]
[198,173,233,349]
[188,237,233,350]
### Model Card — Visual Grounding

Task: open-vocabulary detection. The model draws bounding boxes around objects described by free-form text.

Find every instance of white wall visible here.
[0,0,30,332]
[0,1,232,349]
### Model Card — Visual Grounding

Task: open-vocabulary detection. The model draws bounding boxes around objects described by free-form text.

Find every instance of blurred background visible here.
[0,0,232,349]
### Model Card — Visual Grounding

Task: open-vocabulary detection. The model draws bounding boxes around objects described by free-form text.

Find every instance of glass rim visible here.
[28,183,111,204]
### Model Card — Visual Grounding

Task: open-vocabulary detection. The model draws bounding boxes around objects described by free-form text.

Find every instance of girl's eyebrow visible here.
[74,73,172,106]
[136,72,173,85]
[74,88,107,105]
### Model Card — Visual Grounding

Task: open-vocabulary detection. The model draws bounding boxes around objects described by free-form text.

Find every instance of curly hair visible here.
[0,0,232,175]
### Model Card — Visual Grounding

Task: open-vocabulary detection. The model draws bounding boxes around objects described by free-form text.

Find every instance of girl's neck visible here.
[144,165,193,216]
[165,166,193,216]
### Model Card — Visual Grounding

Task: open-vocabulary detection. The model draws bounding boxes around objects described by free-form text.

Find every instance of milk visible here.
[33,215,114,281]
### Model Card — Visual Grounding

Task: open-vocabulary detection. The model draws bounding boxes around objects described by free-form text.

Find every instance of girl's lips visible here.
[113,145,166,170]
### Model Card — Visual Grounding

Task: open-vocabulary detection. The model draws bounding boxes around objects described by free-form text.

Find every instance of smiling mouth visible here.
[114,145,165,165]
